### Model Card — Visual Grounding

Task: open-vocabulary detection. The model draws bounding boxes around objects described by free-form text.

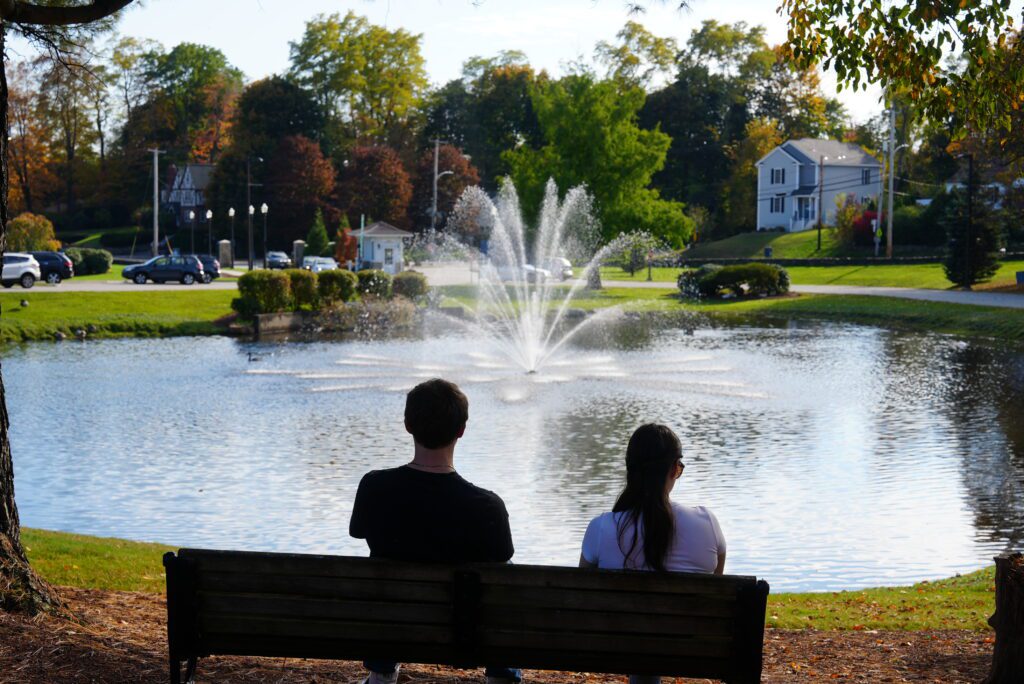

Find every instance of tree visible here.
[780,0,1023,135]
[232,76,326,161]
[336,145,412,229]
[595,21,678,89]
[758,45,846,139]
[504,73,693,246]
[108,34,160,129]
[6,61,58,214]
[263,135,336,248]
[288,11,428,146]
[409,144,479,231]
[305,208,330,257]
[719,117,783,233]
[6,212,59,251]
[0,0,138,616]
[941,187,1002,288]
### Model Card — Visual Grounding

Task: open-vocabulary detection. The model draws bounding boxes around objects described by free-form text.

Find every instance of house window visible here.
[861,169,872,185]
[771,168,786,184]
[770,195,785,213]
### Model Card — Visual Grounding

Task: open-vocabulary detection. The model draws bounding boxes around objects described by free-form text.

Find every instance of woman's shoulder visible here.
[670,501,718,522]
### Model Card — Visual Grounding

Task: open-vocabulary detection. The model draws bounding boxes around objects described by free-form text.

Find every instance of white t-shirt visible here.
[581,502,726,573]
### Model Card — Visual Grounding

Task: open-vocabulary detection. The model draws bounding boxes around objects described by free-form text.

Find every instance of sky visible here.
[60,0,888,123]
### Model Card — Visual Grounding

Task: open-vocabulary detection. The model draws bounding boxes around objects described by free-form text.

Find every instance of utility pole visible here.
[149,148,164,256]
[886,98,896,258]
[817,154,825,251]
[965,152,974,289]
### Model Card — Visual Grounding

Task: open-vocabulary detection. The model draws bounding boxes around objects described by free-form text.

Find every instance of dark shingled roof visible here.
[790,185,818,196]
[782,139,881,167]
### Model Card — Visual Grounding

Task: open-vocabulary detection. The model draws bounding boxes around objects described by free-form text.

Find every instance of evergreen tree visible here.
[306,208,330,256]
[941,188,1001,288]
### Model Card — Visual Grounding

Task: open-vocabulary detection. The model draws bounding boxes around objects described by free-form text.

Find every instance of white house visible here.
[755,139,882,232]
[357,221,414,275]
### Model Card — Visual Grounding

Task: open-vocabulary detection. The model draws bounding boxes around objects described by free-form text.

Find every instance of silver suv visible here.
[2,252,41,289]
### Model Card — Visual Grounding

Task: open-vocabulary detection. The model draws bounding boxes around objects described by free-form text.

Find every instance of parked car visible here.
[302,256,339,273]
[1,253,41,289]
[543,257,574,281]
[191,254,221,283]
[123,255,205,285]
[266,251,292,269]
[493,263,552,284]
[30,251,74,284]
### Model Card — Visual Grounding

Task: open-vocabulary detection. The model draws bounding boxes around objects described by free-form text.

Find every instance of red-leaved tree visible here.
[410,144,479,232]
[265,135,336,248]
[336,145,412,229]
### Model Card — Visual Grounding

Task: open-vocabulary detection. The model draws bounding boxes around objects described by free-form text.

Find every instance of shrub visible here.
[682,263,788,298]
[236,270,291,315]
[64,247,113,275]
[318,269,358,304]
[356,269,393,298]
[392,270,429,300]
[677,263,722,297]
[7,212,60,251]
[283,268,318,309]
[941,188,1002,287]
[306,208,331,257]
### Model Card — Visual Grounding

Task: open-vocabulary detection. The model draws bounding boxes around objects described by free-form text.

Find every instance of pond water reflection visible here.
[6,319,1024,591]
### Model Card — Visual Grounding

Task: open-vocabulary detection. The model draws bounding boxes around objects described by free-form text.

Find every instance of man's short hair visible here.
[404,378,469,449]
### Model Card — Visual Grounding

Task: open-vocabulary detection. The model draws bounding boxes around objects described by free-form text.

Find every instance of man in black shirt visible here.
[350,378,519,684]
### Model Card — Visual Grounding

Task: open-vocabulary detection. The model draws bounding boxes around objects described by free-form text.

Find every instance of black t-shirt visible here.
[350,465,514,563]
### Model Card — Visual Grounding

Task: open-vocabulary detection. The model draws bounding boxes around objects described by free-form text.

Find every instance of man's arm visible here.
[349,474,372,539]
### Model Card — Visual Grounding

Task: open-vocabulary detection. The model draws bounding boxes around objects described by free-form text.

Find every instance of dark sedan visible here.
[192,254,221,283]
[266,251,292,269]
[123,255,205,285]
[30,251,74,284]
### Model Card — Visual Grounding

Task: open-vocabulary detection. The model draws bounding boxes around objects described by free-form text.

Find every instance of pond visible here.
[6,317,1024,591]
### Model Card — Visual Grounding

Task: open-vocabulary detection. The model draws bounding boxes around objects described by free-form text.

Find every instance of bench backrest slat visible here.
[165,549,768,683]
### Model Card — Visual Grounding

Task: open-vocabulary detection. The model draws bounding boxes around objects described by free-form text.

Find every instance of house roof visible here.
[790,185,818,197]
[170,163,215,192]
[358,221,414,238]
[782,139,880,167]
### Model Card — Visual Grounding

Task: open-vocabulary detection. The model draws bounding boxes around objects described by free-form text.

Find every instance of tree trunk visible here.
[984,552,1024,684]
[0,21,65,616]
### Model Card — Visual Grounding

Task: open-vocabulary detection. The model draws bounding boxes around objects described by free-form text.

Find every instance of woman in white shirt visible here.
[579,424,727,684]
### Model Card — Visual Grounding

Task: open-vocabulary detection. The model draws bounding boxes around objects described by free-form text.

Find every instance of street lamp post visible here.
[188,210,196,254]
[430,139,454,232]
[261,203,269,266]
[247,205,255,271]
[228,207,236,267]
[206,209,213,255]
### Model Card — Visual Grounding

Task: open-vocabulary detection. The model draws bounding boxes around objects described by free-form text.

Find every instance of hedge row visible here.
[64,247,113,275]
[232,268,428,318]
[678,263,790,298]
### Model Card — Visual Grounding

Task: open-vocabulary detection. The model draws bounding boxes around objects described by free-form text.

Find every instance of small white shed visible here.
[357,221,414,275]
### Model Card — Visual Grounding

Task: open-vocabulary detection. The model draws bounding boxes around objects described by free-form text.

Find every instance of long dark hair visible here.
[612,424,681,572]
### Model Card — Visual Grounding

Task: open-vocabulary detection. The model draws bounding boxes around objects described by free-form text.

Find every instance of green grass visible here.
[21,528,995,630]
[23,528,172,594]
[62,226,144,249]
[580,260,1024,290]
[69,264,126,281]
[0,289,236,343]
[685,229,941,260]
[768,567,995,631]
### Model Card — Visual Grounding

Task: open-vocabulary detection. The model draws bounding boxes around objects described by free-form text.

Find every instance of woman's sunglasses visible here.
[675,458,686,478]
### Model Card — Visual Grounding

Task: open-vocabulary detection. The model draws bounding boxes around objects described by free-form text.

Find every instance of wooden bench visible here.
[163,549,769,684]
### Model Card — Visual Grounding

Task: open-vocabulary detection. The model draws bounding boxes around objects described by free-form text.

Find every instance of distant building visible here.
[163,163,215,228]
[756,139,882,232]
[357,221,414,275]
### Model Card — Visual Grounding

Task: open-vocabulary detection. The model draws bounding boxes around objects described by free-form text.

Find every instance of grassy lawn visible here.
[684,229,941,260]
[0,289,236,343]
[70,264,126,281]
[584,260,1024,290]
[62,226,145,249]
[21,528,994,630]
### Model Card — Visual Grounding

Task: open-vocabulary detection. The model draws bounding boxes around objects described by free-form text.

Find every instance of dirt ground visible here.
[0,587,993,683]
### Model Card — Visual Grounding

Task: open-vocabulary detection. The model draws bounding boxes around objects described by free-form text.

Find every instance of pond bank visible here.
[5,288,1024,346]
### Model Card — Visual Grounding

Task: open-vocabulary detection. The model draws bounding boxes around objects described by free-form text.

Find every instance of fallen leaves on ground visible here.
[0,588,993,683]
